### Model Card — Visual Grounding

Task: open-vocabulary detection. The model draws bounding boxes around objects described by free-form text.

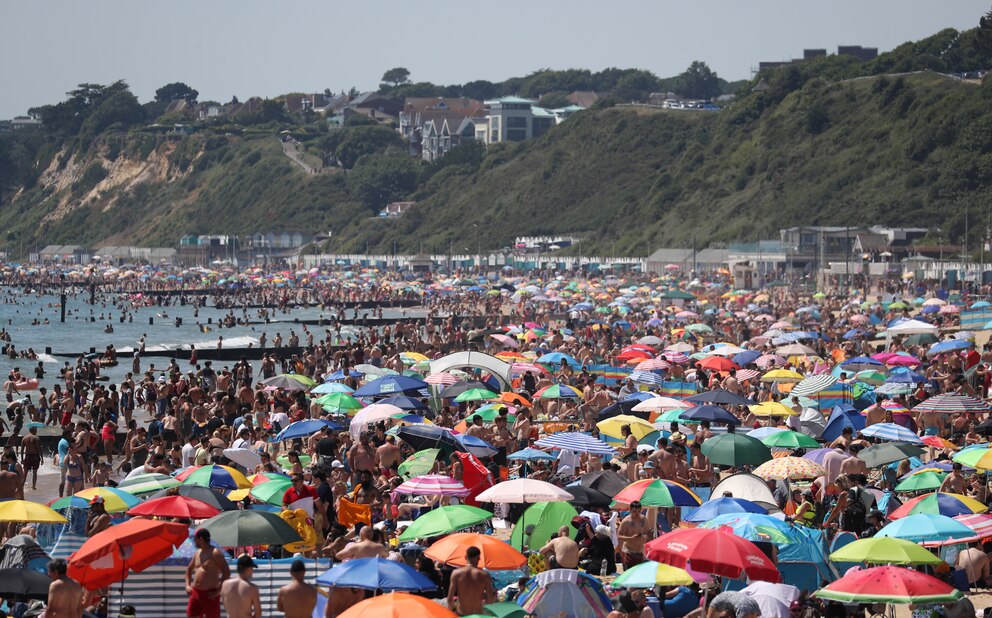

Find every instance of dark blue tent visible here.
[820,404,865,442]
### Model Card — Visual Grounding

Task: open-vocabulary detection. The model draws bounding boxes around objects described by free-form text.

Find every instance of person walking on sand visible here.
[221,555,261,618]
[447,546,495,616]
[186,529,230,618]
[278,559,317,618]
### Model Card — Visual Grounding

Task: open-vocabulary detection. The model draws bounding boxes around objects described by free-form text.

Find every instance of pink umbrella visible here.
[887,355,921,367]
[849,315,869,324]
[636,358,671,371]
[426,373,459,386]
[490,334,519,348]
[871,352,897,362]
[394,474,470,497]
[511,363,548,375]
[939,305,961,314]
[756,354,786,368]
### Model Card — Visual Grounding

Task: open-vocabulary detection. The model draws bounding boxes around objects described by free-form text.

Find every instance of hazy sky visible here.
[2,0,989,118]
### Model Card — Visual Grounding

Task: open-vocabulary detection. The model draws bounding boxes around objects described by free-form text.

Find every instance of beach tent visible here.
[777,527,837,591]
[820,405,865,443]
[798,408,826,438]
[710,473,776,507]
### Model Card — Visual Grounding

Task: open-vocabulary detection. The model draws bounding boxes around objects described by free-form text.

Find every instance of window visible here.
[507,129,527,142]
[506,116,527,128]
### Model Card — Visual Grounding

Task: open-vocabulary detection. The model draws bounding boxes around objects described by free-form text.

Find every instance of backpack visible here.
[840,490,867,535]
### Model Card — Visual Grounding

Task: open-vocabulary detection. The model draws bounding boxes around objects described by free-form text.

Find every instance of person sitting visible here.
[579,525,616,575]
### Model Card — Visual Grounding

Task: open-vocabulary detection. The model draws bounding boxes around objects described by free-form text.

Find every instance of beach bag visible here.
[840,491,866,535]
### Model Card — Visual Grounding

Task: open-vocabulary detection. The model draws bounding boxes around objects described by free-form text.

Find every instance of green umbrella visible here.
[455,388,500,403]
[895,471,947,493]
[398,505,492,541]
[315,393,364,414]
[657,409,690,423]
[509,501,578,551]
[828,536,944,566]
[116,473,180,495]
[201,510,302,547]
[700,433,772,467]
[249,478,293,506]
[466,408,516,424]
[483,602,530,618]
[761,431,820,450]
[685,323,713,333]
[398,448,441,480]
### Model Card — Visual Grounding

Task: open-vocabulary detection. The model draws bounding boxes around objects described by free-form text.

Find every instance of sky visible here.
[1,0,989,118]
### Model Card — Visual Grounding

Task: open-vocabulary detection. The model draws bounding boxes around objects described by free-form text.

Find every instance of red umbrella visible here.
[645,527,779,582]
[696,356,740,372]
[127,496,221,520]
[68,519,188,590]
[814,565,961,604]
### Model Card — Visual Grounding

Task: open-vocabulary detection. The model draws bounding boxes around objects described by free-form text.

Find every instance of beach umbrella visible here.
[50,487,140,513]
[612,479,701,508]
[876,513,978,546]
[147,485,238,511]
[507,448,556,462]
[597,415,656,441]
[894,471,947,492]
[698,513,800,544]
[222,448,263,470]
[248,472,289,486]
[760,431,819,449]
[611,560,695,587]
[476,479,573,504]
[889,492,988,520]
[696,356,738,372]
[683,497,768,523]
[753,456,825,481]
[741,582,801,618]
[700,433,771,467]
[200,510,302,547]
[315,393,364,414]
[398,505,492,541]
[259,374,314,391]
[645,527,779,582]
[67,519,188,590]
[517,569,612,618]
[350,403,406,438]
[316,557,437,592]
[397,448,441,479]
[0,501,66,524]
[178,464,251,490]
[510,501,578,551]
[534,384,582,399]
[395,425,497,458]
[311,382,355,394]
[827,537,943,566]
[354,375,428,397]
[439,381,490,398]
[424,373,460,386]
[631,397,690,413]
[954,513,992,539]
[681,405,741,425]
[455,388,500,403]
[858,442,926,468]
[580,470,630,495]
[0,568,51,600]
[424,532,527,569]
[913,393,990,414]
[813,566,961,604]
[684,389,755,407]
[465,406,515,423]
[748,401,798,418]
[394,475,470,497]
[116,473,181,495]
[336,592,456,618]
[534,432,617,455]
[860,423,923,444]
[127,496,221,520]
[482,602,529,618]
[496,392,532,406]
[564,486,613,509]
[774,342,817,356]
[248,477,293,506]
[275,419,341,441]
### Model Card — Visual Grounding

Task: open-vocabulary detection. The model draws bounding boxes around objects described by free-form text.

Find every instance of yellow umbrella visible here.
[749,401,798,417]
[760,369,805,383]
[597,415,656,441]
[0,500,67,523]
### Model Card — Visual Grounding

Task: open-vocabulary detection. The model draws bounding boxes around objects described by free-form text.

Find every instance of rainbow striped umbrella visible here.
[889,492,988,520]
[612,479,701,508]
[534,384,582,399]
[50,487,140,513]
[248,477,293,506]
[178,465,252,490]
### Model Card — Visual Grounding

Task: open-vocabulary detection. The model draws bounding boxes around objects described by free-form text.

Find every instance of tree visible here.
[460,80,497,101]
[538,92,572,110]
[381,67,411,88]
[980,7,992,55]
[676,61,722,100]
[614,70,659,102]
[349,154,419,213]
[154,82,199,104]
[335,125,405,169]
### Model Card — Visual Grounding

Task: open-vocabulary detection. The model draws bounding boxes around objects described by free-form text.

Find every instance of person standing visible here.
[447,546,495,616]
[186,529,230,618]
[46,559,83,618]
[617,501,648,569]
[20,425,41,491]
[277,559,317,618]
[221,555,261,618]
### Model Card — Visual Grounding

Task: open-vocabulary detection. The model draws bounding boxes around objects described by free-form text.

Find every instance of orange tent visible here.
[68,519,188,590]
[424,532,526,569]
[497,392,532,407]
[338,592,456,618]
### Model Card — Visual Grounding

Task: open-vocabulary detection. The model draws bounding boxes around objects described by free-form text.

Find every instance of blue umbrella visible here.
[623,392,658,402]
[732,350,761,367]
[354,375,429,397]
[885,371,925,384]
[453,433,499,458]
[325,369,364,381]
[311,382,355,394]
[536,352,580,367]
[840,356,883,371]
[683,498,769,523]
[860,423,923,444]
[275,419,341,441]
[681,405,741,425]
[378,394,429,411]
[534,432,617,455]
[508,448,557,462]
[928,340,972,356]
[316,557,437,592]
[698,513,800,544]
[685,389,755,407]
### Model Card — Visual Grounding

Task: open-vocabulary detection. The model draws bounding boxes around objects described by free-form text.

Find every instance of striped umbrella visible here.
[177,465,252,490]
[535,432,617,455]
[534,384,583,399]
[753,456,826,481]
[50,487,141,513]
[116,473,181,496]
[889,492,988,520]
[510,362,549,376]
[736,369,761,381]
[612,479,702,508]
[248,478,293,506]
[662,351,689,363]
[394,475,470,497]
[913,394,990,414]
[636,358,671,371]
[953,513,992,539]
[790,374,837,397]
[518,569,612,618]
[860,423,923,444]
[425,373,459,386]
[629,371,664,386]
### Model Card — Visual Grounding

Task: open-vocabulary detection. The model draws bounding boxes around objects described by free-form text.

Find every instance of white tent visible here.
[886,319,937,335]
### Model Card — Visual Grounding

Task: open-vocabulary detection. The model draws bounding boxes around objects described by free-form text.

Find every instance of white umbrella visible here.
[637,336,663,346]
[886,319,937,335]
[349,403,404,438]
[776,343,817,356]
[632,397,691,412]
[223,448,262,470]
[741,582,800,618]
[476,478,573,503]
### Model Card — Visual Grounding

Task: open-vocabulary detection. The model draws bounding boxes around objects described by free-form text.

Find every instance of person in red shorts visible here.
[185,529,229,618]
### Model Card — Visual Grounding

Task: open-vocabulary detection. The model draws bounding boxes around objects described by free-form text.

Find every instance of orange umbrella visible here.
[68,519,188,590]
[497,392,532,407]
[696,356,739,372]
[423,532,526,569]
[338,592,456,618]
